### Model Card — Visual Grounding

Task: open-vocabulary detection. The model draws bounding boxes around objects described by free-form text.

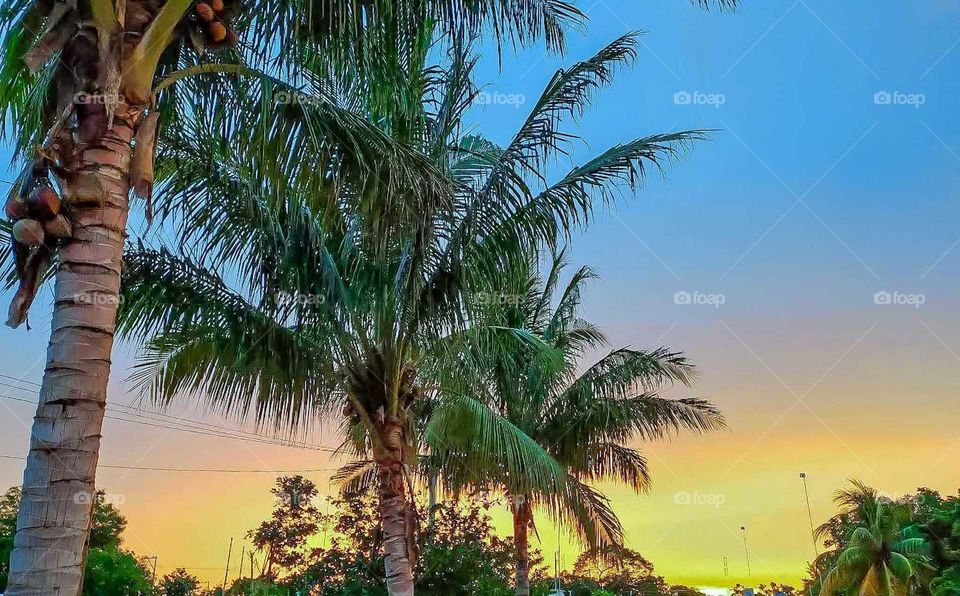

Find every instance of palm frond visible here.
[332,459,378,496]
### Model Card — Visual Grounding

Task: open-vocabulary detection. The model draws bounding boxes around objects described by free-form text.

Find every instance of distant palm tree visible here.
[427,251,725,595]
[118,33,707,595]
[817,480,932,596]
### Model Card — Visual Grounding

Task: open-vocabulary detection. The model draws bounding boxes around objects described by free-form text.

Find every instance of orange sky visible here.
[4,309,958,588]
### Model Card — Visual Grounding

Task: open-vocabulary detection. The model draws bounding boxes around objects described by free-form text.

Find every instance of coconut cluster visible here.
[189,0,238,49]
[5,168,72,252]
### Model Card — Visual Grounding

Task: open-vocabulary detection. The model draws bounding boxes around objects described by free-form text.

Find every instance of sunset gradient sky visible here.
[2,0,960,589]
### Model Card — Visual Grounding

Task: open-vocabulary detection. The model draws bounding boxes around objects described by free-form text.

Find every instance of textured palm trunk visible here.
[426,471,438,530]
[6,106,136,595]
[511,495,533,596]
[375,416,416,596]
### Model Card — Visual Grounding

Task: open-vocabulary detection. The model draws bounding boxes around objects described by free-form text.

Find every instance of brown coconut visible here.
[12,219,45,247]
[4,196,27,221]
[208,20,227,42]
[196,2,215,22]
[27,186,60,220]
[209,0,224,12]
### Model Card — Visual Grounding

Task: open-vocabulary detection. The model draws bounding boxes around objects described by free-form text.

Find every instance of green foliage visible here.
[162,567,202,595]
[807,482,960,596]
[89,490,129,550]
[226,578,288,596]
[0,486,17,588]
[733,583,800,596]
[82,546,154,596]
[248,475,322,578]
[556,544,672,596]
[276,491,540,595]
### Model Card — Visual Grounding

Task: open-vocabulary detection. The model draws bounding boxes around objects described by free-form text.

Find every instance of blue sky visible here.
[2,0,960,586]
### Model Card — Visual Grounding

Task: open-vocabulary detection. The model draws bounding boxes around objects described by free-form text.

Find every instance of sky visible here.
[2,0,960,589]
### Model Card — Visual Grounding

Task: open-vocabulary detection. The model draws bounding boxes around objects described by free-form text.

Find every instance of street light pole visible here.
[740,526,752,577]
[800,473,819,557]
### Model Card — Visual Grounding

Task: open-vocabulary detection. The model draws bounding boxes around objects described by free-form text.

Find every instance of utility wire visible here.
[0,379,323,449]
[0,376,341,454]
[0,454,336,474]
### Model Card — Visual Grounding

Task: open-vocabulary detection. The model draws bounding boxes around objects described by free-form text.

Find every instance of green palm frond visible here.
[573,442,651,493]
[425,394,567,496]
[561,346,701,402]
[542,474,624,549]
[895,537,929,557]
[546,393,725,461]
[887,553,915,585]
[119,246,342,430]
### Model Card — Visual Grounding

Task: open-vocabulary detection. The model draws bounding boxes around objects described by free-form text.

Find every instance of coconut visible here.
[27,186,61,220]
[43,215,73,240]
[208,20,227,42]
[12,219,45,247]
[196,2,215,21]
[209,0,224,12]
[4,196,27,221]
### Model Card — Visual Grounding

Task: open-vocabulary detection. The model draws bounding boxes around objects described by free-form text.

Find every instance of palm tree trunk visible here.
[375,415,416,596]
[427,471,438,530]
[511,495,533,596]
[6,105,137,595]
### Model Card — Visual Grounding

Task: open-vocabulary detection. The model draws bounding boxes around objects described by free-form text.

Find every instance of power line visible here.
[0,379,329,450]
[0,454,336,474]
[0,375,320,442]
[0,379,341,454]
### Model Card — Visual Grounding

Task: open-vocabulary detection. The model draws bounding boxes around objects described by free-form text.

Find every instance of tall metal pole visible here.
[142,555,158,584]
[222,537,234,591]
[800,473,819,557]
[237,544,245,584]
[740,526,752,577]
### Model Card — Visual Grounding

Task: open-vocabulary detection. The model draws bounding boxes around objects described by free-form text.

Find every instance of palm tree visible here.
[426,251,725,595]
[116,32,708,594]
[817,480,932,596]
[0,1,584,592]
